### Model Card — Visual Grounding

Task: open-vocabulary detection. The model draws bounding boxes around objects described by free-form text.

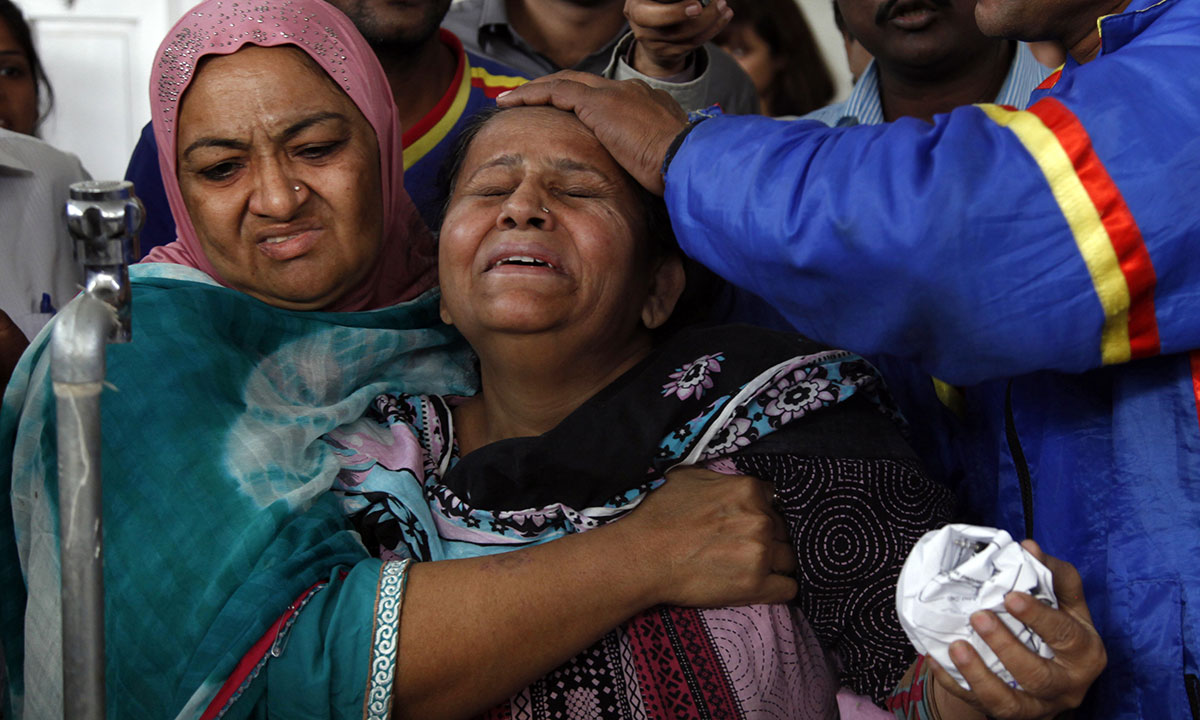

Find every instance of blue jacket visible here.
[663,0,1200,716]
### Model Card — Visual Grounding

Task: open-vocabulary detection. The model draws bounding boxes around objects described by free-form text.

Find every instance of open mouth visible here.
[261,233,304,245]
[489,255,558,270]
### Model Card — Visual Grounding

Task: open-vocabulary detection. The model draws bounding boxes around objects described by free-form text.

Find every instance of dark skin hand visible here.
[498,71,687,195]
[928,540,1107,719]
[626,0,733,77]
[0,310,29,400]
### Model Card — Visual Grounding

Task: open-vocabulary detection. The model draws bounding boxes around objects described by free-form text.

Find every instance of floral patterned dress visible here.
[326,324,952,718]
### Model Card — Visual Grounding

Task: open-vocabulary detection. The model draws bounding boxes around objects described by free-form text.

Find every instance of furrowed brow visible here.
[474,154,523,173]
[279,111,346,142]
[552,158,607,179]
[180,111,348,160]
[181,137,250,159]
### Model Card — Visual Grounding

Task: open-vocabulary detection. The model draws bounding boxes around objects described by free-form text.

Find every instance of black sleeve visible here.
[733,407,953,705]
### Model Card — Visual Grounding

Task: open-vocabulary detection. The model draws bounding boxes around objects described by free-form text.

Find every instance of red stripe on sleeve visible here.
[1190,352,1200,435]
[1036,68,1062,90]
[1027,98,1160,359]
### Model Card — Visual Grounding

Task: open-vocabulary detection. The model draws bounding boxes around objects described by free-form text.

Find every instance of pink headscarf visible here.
[143,0,436,311]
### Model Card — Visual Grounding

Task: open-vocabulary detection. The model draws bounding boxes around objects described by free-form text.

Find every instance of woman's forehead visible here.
[193,45,336,96]
[180,45,357,134]
[467,108,617,174]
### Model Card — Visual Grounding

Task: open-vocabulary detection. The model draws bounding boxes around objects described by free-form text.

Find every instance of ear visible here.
[641,254,686,330]
[439,294,455,326]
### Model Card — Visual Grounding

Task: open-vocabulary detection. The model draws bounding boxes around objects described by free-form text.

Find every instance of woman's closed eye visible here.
[474,185,515,198]
[197,160,244,183]
[556,186,603,199]
[293,137,348,162]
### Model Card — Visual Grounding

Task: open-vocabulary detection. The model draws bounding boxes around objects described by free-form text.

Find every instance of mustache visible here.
[874,0,952,24]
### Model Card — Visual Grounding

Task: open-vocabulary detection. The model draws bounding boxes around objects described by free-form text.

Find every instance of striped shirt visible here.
[803,42,1051,126]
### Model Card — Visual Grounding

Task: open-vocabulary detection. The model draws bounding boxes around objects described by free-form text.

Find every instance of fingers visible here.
[497,72,605,111]
[759,572,798,604]
[932,596,1105,717]
[1021,540,1095,625]
[933,641,1046,719]
[771,538,797,576]
[626,0,727,29]
[627,0,733,75]
[965,609,1058,697]
[1004,592,1107,702]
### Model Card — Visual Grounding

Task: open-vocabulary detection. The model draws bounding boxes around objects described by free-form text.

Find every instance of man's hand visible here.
[498,71,688,195]
[625,0,734,78]
[0,310,29,400]
[929,540,1107,719]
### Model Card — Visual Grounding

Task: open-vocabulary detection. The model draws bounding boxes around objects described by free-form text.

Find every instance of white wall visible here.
[796,0,854,102]
[21,0,188,181]
[18,0,852,182]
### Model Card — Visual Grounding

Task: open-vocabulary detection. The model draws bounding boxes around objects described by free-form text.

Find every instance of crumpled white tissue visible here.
[895,524,1057,689]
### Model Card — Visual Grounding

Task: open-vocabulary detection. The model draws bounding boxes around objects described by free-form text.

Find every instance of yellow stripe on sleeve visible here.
[979,103,1132,365]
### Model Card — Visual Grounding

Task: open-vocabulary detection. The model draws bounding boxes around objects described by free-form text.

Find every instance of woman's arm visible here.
[391,466,797,720]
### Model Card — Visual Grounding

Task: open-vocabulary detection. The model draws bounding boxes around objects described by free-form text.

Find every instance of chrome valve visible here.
[65,180,143,342]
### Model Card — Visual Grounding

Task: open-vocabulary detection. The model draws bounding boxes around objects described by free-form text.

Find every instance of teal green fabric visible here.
[1,264,476,719]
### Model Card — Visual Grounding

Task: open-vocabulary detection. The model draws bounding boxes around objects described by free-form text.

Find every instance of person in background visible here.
[801,0,1049,490]
[713,0,835,117]
[0,0,50,136]
[129,0,753,256]
[127,0,529,253]
[442,0,758,115]
[807,0,1048,126]
[496,0,1199,713]
[0,1,87,398]
[2,2,793,716]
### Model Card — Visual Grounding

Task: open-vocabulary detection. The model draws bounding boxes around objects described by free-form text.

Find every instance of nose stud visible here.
[540,206,550,214]
[293,185,302,192]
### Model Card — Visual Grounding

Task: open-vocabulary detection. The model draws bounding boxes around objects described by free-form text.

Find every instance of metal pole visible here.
[52,180,142,720]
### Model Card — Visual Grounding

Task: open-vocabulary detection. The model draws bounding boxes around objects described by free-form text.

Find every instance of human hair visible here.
[437,106,724,334]
[724,0,834,117]
[0,0,55,132]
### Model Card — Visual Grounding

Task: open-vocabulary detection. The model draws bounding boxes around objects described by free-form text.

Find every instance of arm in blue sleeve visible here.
[665,112,1101,385]
[664,30,1200,385]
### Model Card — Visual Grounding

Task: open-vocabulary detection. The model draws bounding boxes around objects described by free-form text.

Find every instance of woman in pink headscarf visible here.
[0,2,790,718]
[141,0,434,311]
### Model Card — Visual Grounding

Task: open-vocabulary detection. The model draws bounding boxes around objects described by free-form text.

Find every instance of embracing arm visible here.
[499,42,1200,383]
[391,467,796,720]
[662,58,1200,384]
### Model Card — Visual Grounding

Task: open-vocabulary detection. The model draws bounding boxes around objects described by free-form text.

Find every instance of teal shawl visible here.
[0,264,476,719]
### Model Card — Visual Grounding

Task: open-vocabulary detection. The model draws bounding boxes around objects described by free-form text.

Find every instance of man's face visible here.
[324,0,453,51]
[973,0,1112,44]
[836,0,995,72]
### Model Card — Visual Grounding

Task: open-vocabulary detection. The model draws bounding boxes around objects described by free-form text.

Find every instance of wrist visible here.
[660,105,722,185]
[585,514,667,609]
